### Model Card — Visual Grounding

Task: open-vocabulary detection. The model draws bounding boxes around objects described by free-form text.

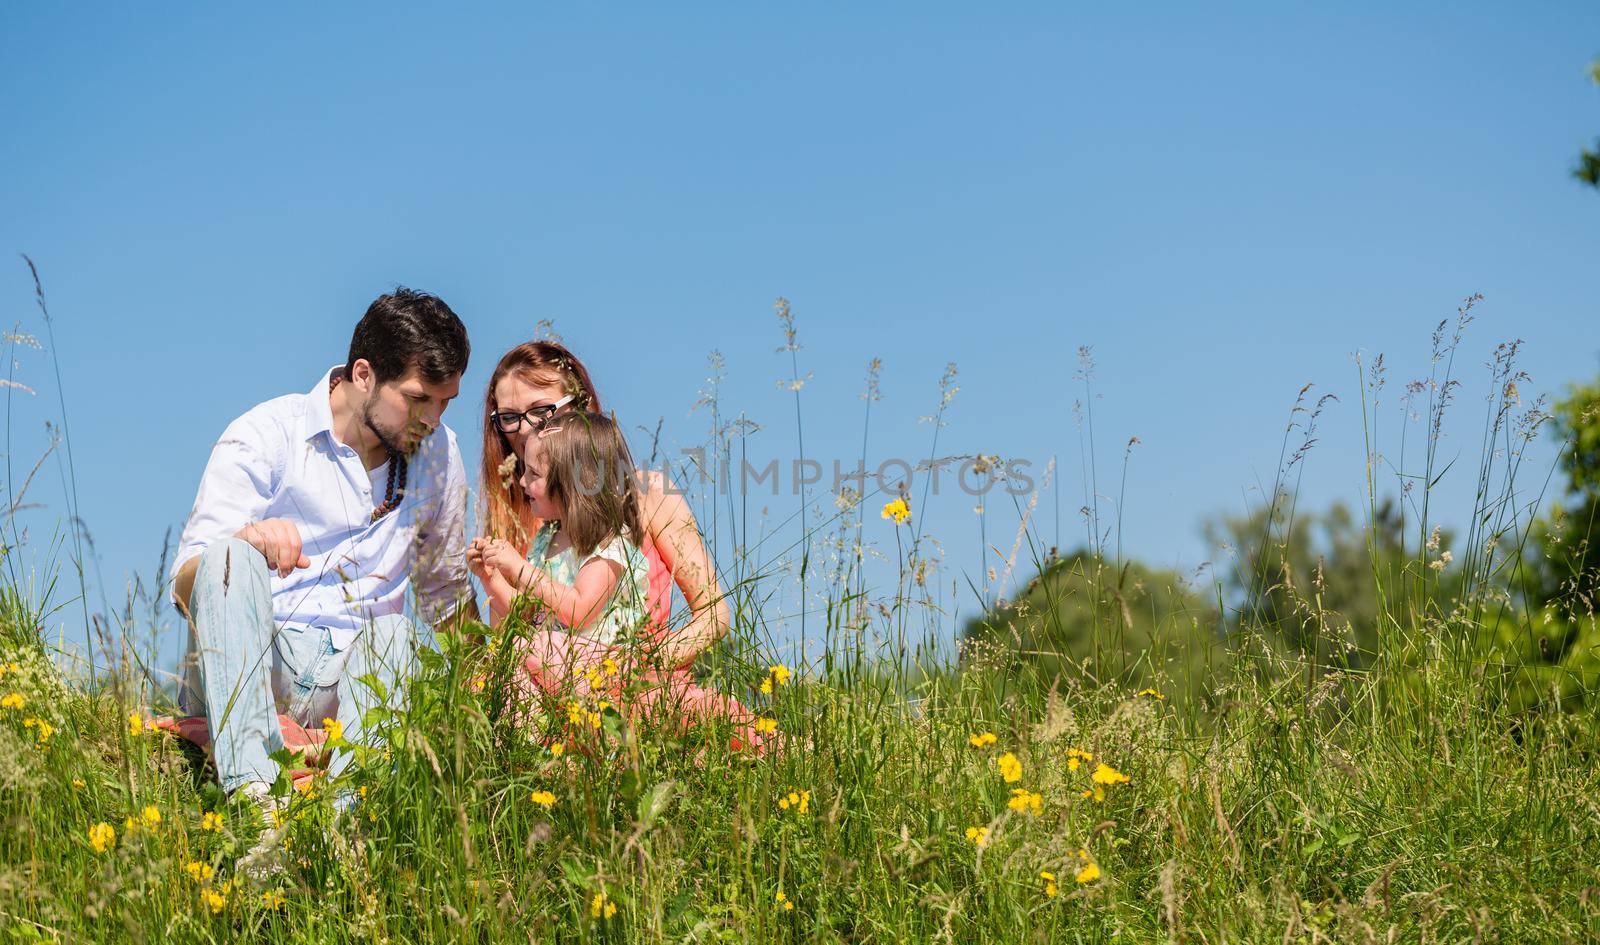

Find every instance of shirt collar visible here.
[304,364,342,444]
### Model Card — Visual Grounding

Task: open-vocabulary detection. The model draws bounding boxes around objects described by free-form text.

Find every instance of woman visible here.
[476,341,766,750]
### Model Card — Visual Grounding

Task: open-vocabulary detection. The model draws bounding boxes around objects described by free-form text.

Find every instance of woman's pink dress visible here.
[512,534,774,754]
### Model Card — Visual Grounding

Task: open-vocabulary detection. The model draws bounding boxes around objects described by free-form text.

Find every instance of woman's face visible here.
[518,438,562,522]
[493,372,571,459]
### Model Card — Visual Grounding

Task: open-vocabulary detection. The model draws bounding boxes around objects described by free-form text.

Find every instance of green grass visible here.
[3,581,1599,943]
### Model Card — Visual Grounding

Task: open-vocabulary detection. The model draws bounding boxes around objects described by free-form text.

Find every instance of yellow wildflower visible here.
[128,713,144,736]
[1066,748,1093,772]
[27,718,53,743]
[139,805,162,828]
[87,822,115,854]
[754,717,778,735]
[1081,786,1106,802]
[590,890,616,920]
[964,826,989,847]
[529,790,557,808]
[775,889,795,911]
[1040,870,1058,898]
[968,731,997,749]
[602,657,619,677]
[549,742,565,758]
[777,790,811,814]
[881,498,911,524]
[321,717,344,744]
[1007,788,1043,816]
[760,678,773,695]
[1,692,24,710]
[1136,688,1165,701]
[1075,862,1101,884]
[1091,763,1130,786]
[203,888,227,913]
[261,890,286,909]
[587,710,602,730]
[566,702,584,725]
[996,752,1022,783]
[72,778,86,790]
[185,860,215,884]
[768,664,792,687]
[201,811,224,832]
[585,669,605,691]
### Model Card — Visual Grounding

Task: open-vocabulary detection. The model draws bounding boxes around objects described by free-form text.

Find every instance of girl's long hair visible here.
[480,341,602,552]
[531,411,643,559]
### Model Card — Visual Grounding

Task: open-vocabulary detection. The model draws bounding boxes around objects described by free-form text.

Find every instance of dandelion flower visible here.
[1007,788,1043,816]
[1075,862,1101,884]
[27,718,53,743]
[1080,786,1106,802]
[529,790,557,808]
[1136,688,1165,701]
[775,889,795,911]
[549,742,565,758]
[964,826,989,848]
[968,731,997,749]
[1040,870,1058,898]
[778,789,811,813]
[261,890,286,909]
[1091,763,1130,786]
[201,811,224,832]
[602,657,619,677]
[996,752,1022,783]
[1,692,24,710]
[566,702,584,725]
[590,890,616,920]
[87,822,115,854]
[128,713,145,736]
[72,778,86,790]
[321,717,344,744]
[185,860,215,884]
[881,498,911,524]
[769,665,792,687]
[139,805,162,829]
[760,678,773,695]
[754,717,778,735]
[203,888,227,913]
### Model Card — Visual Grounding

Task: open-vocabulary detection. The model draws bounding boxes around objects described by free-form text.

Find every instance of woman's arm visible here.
[638,470,731,669]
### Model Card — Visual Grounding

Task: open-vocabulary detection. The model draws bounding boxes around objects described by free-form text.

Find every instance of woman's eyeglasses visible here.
[490,394,574,433]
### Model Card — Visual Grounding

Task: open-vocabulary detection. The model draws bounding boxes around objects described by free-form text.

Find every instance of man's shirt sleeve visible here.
[412,436,472,628]
[171,412,282,590]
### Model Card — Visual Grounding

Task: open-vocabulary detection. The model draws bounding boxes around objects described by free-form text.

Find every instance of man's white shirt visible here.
[171,365,470,643]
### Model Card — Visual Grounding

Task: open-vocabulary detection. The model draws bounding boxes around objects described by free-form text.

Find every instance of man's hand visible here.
[235,519,310,578]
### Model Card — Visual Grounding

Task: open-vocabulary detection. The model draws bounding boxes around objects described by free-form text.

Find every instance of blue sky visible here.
[2,3,1597,662]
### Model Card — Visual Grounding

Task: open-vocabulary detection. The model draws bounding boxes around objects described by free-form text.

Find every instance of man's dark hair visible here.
[346,288,470,385]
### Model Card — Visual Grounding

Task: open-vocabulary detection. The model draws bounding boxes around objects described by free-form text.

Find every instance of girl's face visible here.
[518,438,562,522]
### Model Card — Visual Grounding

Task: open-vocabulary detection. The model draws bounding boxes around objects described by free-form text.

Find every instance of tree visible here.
[961,551,1223,705]
[1576,59,1600,189]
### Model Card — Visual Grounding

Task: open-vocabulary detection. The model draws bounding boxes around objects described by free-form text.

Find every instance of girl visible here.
[469,409,773,754]
[470,411,652,694]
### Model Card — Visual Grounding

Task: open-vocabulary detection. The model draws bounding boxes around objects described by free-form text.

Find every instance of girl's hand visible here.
[467,537,495,583]
[481,538,532,586]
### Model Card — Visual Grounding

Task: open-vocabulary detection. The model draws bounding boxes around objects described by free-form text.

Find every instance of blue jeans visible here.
[183,538,418,792]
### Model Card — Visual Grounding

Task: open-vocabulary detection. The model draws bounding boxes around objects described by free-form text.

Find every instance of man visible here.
[170,288,476,835]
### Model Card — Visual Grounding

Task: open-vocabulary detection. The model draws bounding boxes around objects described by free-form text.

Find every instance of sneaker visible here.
[233,781,289,884]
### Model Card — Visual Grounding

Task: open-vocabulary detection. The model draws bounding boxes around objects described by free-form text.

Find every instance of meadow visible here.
[1,295,1598,944]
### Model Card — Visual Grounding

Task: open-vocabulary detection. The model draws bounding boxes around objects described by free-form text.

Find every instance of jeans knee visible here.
[195,537,267,593]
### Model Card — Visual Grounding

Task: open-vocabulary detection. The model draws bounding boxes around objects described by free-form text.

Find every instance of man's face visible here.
[360,364,461,455]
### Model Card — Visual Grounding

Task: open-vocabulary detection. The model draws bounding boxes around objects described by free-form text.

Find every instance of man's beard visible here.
[363,396,419,456]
